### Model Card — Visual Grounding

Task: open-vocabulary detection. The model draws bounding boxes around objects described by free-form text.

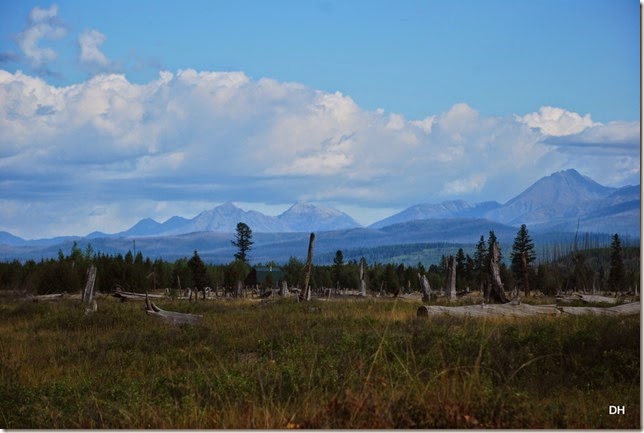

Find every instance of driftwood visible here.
[300,233,315,301]
[444,256,456,300]
[144,296,202,325]
[417,302,640,318]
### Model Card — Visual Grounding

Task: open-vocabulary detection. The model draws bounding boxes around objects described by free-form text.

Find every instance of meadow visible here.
[0,295,639,428]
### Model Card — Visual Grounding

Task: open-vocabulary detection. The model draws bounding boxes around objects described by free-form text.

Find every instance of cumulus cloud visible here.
[519,106,597,136]
[16,5,67,67]
[0,69,639,237]
[78,29,112,69]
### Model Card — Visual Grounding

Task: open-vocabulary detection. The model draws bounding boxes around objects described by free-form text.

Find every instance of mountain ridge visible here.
[0,169,639,247]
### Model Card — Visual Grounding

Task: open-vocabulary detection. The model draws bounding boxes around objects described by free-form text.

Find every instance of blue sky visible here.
[0,0,640,238]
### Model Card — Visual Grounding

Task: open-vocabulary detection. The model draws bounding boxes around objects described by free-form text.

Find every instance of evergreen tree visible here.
[232,222,254,263]
[609,233,625,291]
[510,224,536,295]
[188,250,210,299]
[474,235,488,291]
[333,250,344,287]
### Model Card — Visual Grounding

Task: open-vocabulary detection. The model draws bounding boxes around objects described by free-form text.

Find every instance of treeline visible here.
[0,231,639,296]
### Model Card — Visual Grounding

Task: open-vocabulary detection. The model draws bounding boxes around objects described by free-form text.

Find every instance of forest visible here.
[0,226,638,298]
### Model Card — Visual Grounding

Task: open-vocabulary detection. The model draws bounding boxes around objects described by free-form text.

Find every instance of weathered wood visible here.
[444,256,456,300]
[144,296,202,325]
[417,302,640,318]
[300,233,315,301]
[358,256,367,296]
[418,273,431,303]
[279,280,288,297]
[556,293,619,304]
[82,265,97,305]
[489,242,510,303]
[113,289,164,300]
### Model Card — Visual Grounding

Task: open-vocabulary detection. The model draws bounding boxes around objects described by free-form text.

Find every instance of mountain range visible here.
[0,169,639,264]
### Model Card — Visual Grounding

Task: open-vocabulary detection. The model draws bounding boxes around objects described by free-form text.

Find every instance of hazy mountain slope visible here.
[370,200,501,228]
[484,169,616,226]
[277,202,362,232]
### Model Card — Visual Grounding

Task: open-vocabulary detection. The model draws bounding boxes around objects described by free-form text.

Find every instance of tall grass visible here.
[0,296,639,428]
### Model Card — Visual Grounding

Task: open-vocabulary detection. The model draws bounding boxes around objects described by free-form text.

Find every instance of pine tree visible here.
[232,222,254,263]
[188,250,210,299]
[608,233,625,291]
[510,224,536,295]
[474,235,487,292]
[332,250,344,287]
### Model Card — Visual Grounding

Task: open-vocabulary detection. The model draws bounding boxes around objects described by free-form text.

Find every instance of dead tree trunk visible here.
[489,242,510,303]
[444,255,456,300]
[83,265,97,313]
[279,280,288,297]
[300,233,315,301]
[358,256,367,296]
[419,273,431,303]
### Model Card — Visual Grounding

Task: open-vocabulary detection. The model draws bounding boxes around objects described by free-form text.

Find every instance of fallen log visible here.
[556,293,620,304]
[144,297,202,325]
[113,289,165,300]
[417,303,561,318]
[417,302,640,318]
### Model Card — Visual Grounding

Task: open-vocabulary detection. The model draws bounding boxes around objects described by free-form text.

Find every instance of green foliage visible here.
[232,222,254,263]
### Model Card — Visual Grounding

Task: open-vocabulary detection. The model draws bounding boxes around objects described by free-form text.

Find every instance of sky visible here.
[0,0,640,239]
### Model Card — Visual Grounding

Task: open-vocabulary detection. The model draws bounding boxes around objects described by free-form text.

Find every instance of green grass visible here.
[0,296,639,428]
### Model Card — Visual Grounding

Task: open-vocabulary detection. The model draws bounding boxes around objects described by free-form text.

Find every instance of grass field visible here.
[0,295,639,428]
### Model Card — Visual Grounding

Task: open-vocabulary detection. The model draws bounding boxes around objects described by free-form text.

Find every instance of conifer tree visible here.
[511,224,536,295]
[608,233,625,291]
[232,222,254,263]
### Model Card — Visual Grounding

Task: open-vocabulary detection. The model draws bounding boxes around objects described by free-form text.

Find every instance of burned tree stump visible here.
[300,233,315,301]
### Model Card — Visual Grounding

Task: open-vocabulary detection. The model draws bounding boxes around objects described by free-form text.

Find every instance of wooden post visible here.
[301,233,315,301]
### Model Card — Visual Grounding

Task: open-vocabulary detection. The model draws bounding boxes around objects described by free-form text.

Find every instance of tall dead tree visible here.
[444,255,456,300]
[300,233,315,301]
[358,256,367,296]
[489,241,510,303]
[418,273,431,303]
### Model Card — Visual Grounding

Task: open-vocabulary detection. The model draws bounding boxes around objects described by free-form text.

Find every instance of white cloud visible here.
[519,106,597,136]
[78,29,111,69]
[0,69,639,238]
[16,5,66,67]
[441,173,487,195]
